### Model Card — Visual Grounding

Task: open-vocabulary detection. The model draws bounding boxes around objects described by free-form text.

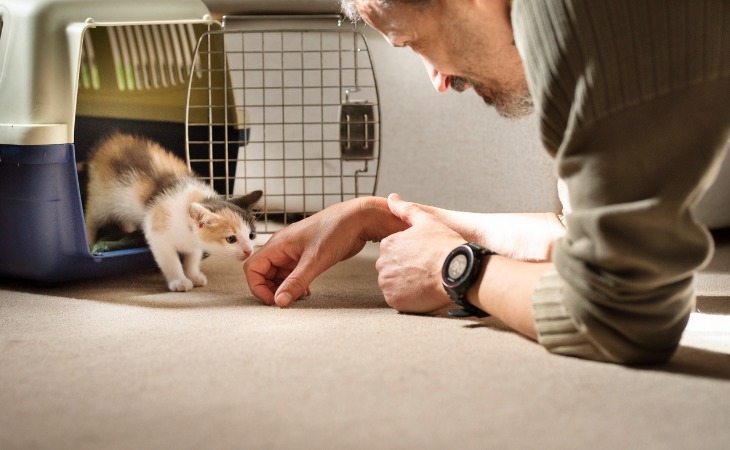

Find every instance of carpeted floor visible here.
[1,231,729,450]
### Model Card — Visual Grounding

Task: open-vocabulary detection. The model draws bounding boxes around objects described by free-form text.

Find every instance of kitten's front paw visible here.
[168,278,194,292]
[188,272,207,287]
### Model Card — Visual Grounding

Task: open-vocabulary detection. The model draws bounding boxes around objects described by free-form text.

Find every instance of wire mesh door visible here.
[185,15,381,235]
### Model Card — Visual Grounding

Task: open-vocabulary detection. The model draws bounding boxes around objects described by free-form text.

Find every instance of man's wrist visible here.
[358,196,409,243]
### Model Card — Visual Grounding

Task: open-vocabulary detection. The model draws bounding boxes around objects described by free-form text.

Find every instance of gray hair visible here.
[339,0,433,22]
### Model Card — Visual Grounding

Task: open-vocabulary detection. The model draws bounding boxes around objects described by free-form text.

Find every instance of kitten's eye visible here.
[249,231,256,240]
[226,235,237,244]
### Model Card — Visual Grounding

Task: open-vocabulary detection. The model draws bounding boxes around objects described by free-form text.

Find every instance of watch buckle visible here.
[448,302,489,318]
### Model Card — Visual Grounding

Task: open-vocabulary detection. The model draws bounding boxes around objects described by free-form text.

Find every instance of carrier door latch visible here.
[339,101,376,161]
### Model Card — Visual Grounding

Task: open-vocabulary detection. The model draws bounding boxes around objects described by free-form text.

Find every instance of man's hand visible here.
[243,197,408,307]
[377,193,466,314]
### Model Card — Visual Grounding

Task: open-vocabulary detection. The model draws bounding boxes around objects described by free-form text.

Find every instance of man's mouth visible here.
[449,76,472,92]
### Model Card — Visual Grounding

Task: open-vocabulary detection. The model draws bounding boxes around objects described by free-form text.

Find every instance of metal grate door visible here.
[186,15,380,235]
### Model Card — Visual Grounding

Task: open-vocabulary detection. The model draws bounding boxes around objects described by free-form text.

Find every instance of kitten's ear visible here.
[229,190,263,210]
[189,203,217,228]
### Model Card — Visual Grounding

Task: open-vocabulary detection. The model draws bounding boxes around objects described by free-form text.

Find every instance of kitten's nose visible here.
[236,248,251,261]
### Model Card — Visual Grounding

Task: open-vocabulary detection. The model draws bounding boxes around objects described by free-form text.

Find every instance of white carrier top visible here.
[0,0,214,145]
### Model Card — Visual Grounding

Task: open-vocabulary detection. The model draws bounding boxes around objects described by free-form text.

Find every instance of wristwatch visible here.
[442,242,494,318]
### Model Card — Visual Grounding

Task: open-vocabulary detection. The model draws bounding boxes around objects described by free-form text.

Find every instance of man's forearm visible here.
[419,207,565,261]
[468,256,552,339]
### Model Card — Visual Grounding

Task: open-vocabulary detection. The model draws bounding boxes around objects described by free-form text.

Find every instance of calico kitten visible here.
[85,132,262,292]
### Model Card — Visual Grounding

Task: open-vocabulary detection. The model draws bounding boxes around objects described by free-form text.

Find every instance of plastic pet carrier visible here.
[0,0,380,283]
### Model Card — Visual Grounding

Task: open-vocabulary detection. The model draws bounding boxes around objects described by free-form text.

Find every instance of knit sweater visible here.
[512,0,730,363]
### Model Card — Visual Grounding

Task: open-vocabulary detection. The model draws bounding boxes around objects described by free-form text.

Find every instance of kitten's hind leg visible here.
[182,249,207,287]
[85,221,98,247]
[148,239,193,292]
[84,211,101,247]
[119,222,138,234]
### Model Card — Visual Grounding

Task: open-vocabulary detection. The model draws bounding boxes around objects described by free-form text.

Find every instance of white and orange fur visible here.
[85,132,262,292]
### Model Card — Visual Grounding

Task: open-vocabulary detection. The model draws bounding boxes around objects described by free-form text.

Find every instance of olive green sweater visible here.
[512,0,730,363]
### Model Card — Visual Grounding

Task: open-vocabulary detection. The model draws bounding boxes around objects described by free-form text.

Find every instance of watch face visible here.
[447,254,468,280]
[443,244,491,314]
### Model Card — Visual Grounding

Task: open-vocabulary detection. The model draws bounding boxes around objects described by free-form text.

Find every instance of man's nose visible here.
[421,56,449,92]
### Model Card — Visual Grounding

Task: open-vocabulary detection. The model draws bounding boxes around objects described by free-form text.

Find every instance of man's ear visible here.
[470,0,511,19]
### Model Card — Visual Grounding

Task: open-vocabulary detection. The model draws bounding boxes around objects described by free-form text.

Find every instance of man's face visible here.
[355,0,533,119]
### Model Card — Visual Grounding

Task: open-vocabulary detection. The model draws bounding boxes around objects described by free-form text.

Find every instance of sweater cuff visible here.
[532,268,613,362]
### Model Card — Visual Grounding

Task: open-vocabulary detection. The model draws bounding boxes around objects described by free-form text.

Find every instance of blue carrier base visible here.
[0,143,158,283]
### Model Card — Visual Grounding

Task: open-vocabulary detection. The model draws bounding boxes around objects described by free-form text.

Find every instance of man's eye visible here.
[226,235,237,244]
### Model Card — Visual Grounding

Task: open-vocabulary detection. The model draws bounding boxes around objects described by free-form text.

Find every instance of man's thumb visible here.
[274,268,312,307]
[387,193,427,226]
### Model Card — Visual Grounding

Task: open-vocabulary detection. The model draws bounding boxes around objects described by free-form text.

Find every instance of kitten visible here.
[85,132,262,292]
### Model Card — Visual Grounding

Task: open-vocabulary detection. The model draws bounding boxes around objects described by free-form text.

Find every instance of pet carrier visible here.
[0,0,381,283]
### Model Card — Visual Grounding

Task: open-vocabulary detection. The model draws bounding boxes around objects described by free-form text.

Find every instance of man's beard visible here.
[451,76,534,119]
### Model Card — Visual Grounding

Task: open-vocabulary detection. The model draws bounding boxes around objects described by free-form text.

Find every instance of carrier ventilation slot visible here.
[80,32,100,90]
[0,18,4,75]
[80,24,201,91]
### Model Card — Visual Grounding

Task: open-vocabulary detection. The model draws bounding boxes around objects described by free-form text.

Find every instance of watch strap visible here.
[448,298,489,318]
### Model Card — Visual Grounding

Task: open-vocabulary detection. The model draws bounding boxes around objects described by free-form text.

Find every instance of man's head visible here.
[341,0,431,22]
[340,0,532,119]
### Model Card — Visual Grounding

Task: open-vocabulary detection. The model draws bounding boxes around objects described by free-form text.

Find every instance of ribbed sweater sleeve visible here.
[512,0,730,363]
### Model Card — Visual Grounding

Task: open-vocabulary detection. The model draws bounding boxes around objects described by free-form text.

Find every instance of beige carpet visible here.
[1,234,730,450]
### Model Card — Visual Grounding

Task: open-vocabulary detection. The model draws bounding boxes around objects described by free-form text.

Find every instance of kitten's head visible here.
[189,190,263,261]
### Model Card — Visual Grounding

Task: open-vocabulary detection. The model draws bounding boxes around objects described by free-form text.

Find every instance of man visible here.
[243,0,730,364]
